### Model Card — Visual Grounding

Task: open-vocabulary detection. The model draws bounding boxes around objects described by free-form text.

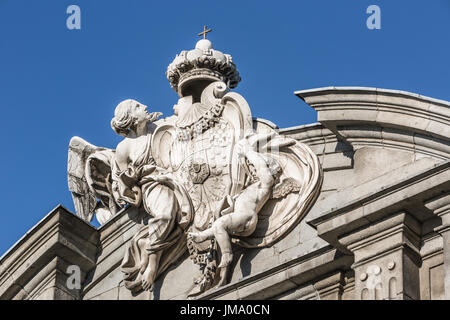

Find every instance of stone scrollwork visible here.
[67,38,323,298]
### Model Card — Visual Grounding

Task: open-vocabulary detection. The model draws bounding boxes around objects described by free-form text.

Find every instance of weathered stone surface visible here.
[64,39,324,298]
[2,75,450,300]
[425,192,450,299]
[0,205,98,300]
[420,233,444,300]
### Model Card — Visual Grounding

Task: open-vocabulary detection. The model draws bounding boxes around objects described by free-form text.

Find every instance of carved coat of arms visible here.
[67,35,323,298]
[188,162,210,184]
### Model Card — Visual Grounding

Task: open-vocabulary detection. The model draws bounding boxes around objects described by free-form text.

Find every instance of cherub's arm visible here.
[236,132,277,188]
[243,150,274,187]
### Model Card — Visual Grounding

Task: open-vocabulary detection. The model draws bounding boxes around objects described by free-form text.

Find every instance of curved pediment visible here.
[295,87,450,160]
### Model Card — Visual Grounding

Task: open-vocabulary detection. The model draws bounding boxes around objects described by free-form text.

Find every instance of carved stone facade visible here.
[1,40,449,300]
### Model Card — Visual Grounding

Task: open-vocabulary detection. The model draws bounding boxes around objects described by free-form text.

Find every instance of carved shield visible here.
[171,118,235,234]
[151,81,322,253]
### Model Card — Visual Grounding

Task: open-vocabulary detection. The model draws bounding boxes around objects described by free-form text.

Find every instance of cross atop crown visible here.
[197,26,212,39]
[167,25,241,93]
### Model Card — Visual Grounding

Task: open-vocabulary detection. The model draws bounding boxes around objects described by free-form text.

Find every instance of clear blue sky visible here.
[0,0,449,255]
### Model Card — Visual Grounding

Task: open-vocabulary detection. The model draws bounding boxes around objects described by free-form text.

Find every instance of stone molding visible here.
[340,212,421,267]
[196,246,352,300]
[2,85,448,300]
[307,159,449,299]
[341,212,422,299]
[82,207,145,298]
[280,123,354,172]
[308,160,450,253]
[296,87,450,160]
[0,205,98,300]
[425,192,450,299]
[81,203,352,300]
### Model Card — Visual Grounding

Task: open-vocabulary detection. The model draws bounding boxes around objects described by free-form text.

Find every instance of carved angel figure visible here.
[110,99,192,293]
[68,36,324,298]
[68,99,193,293]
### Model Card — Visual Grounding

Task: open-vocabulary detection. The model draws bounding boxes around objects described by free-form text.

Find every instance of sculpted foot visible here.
[217,266,229,287]
[218,252,233,268]
[142,267,154,292]
[138,238,150,273]
[189,231,208,243]
[140,253,149,274]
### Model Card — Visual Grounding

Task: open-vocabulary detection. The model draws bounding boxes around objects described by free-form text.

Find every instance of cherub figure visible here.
[189,132,281,270]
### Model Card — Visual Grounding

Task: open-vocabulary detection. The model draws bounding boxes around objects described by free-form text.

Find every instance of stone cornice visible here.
[295,87,450,159]
[425,192,450,216]
[279,123,354,172]
[196,245,352,300]
[279,123,339,148]
[307,160,450,254]
[342,211,422,268]
[295,87,450,109]
[0,205,98,299]
[82,206,146,296]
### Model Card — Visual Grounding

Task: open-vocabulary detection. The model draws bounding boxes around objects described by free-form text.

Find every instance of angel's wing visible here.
[85,149,119,224]
[67,136,115,223]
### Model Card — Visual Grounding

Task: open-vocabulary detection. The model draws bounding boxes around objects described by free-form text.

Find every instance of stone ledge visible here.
[82,207,144,295]
[196,245,352,300]
[307,160,450,253]
[280,123,354,171]
[295,87,450,109]
[296,87,450,155]
[0,205,98,299]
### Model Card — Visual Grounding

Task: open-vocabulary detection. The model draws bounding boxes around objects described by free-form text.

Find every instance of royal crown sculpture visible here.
[67,27,323,298]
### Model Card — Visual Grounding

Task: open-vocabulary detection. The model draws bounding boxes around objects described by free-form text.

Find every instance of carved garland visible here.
[176,103,225,141]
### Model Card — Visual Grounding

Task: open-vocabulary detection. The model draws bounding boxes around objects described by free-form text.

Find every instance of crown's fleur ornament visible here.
[166,27,241,96]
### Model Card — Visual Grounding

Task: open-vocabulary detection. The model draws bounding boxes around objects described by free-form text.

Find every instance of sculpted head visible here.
[172,96,193,117]
[111,99,161,137]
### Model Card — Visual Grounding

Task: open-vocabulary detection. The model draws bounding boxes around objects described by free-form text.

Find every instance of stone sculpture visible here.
[67,31,323,297]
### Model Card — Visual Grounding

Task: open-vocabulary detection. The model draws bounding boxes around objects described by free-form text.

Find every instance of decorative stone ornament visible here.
[166,32,241,96]
[188,162,210,184]
[1,29,445,300]
[67,35,323,297]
